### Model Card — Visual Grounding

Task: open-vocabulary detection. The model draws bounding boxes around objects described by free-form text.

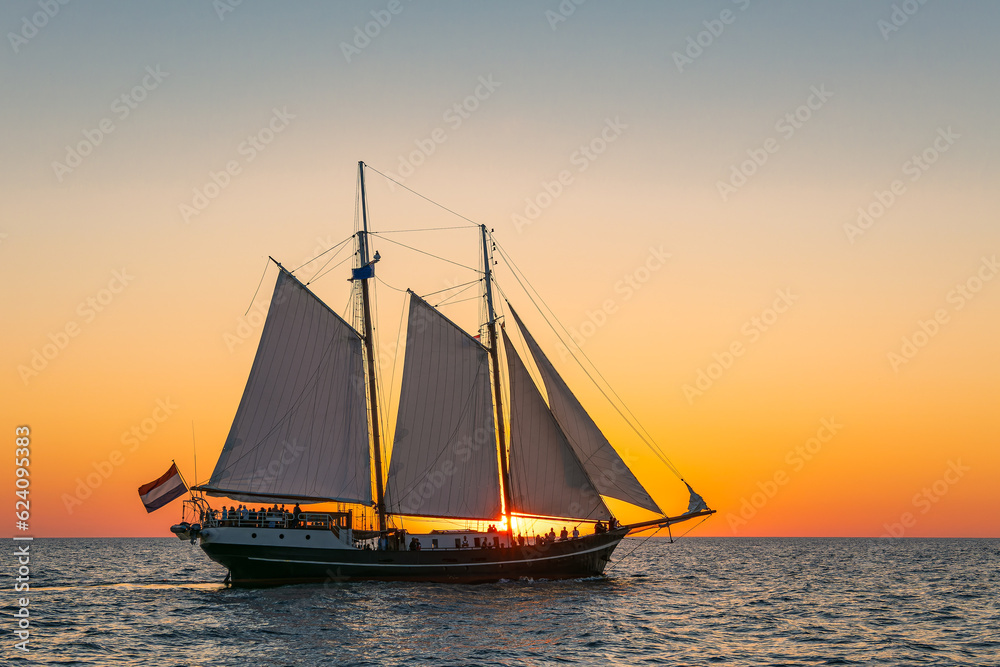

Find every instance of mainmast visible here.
[481,224,514,544]
[358,161,388,533]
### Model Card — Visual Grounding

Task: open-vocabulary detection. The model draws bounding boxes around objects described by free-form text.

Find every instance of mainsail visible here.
[509,307,662,515]
[198,268,372,505]
[385,293,501,520]
[503,328,611,521]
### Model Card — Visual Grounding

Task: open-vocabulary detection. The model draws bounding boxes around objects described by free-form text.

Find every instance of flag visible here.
[138,463,187,513]
[351,264,374,281]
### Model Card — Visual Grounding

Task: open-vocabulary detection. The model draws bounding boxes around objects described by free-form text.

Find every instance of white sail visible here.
[385,293,501,520]
[504,329,611,521]
[200,269,372,505]
[685,481,708,513]
[509,307,662,515]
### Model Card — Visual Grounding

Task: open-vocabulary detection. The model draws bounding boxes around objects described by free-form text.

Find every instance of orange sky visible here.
[3,2,998,538]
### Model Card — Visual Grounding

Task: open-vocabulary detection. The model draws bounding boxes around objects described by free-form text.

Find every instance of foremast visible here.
[481,225,514,544]
[358,161,388,533]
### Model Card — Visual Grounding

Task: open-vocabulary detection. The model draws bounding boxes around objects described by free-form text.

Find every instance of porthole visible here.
[305,534,311,540]
[279,534,285,539]
[251,533,257,538]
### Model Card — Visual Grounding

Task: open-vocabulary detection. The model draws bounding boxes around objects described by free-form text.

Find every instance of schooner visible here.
[184,162,713,584]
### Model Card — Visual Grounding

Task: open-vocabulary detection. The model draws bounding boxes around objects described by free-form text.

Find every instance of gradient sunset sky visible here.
[3,1,998,538]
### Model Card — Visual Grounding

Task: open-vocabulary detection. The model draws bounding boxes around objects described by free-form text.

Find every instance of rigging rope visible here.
[364,165,483,230]
[606,515,713,572]
[243,257,272,316]
[301,241,351,283]
[375,234,480,273]
[291,235,354,273]
[605,527,664,572]
[432,280,480,308]
[376,275,408,293]
[420,279,481,299]
[341,287,354,321]
[307,252,355,286]
[371,226,473,234]
[434,294,481,307]
[492,240,685,481]
[304,242,351,279]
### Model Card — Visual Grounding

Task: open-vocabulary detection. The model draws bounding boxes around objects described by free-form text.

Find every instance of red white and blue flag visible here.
[137,463,188,513]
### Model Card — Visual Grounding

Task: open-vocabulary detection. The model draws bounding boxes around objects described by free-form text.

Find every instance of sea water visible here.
[3,537,997,665]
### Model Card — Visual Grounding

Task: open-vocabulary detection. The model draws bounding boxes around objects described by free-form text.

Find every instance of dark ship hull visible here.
[201,528,627,585]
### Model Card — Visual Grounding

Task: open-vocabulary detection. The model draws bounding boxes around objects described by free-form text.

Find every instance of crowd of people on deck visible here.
[199,506,621,543]
[526,517,618,544]
[202,503,306,528]
[399,520,617,552]
[456,517,621,548]
[448,518,623,549]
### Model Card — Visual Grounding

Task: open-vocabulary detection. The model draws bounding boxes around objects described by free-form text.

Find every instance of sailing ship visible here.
[184,162,713,585]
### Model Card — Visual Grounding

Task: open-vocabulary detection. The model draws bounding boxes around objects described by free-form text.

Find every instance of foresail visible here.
[504,329,611,521]
[202,269,372,505]
[385,293,501,520]
[509,307,662,515]
[685,481,709,513]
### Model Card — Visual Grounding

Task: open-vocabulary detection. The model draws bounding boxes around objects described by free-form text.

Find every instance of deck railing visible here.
[203,511,346,530]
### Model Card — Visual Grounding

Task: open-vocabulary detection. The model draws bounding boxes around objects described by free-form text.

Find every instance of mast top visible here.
[481,225,498,326]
